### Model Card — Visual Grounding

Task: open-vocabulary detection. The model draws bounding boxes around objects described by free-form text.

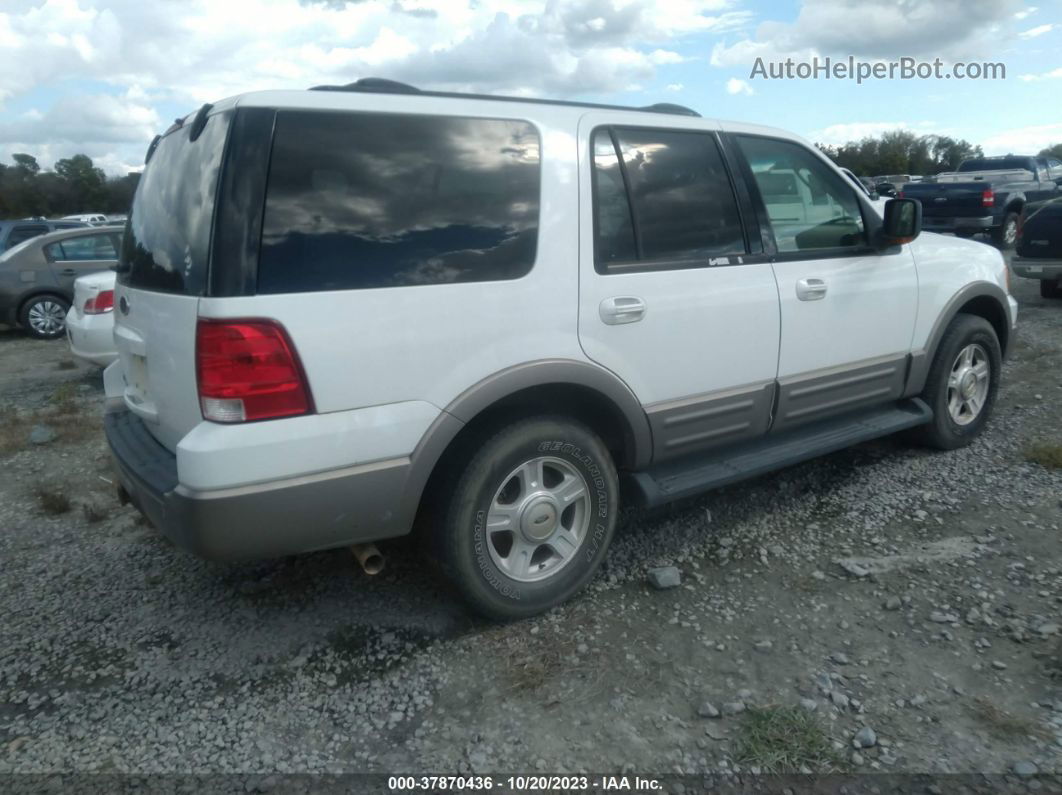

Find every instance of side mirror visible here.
[878,198,922,248]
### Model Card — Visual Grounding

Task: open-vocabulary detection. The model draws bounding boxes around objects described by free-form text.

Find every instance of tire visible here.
[911,313,1001,450]
[1040,279,1062,299]
[436,416,619,620]
[19,294,70,340]
[991,211,1019,250]
[953,229,976,239]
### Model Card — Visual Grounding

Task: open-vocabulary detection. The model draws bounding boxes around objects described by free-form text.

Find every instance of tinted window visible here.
[6,225,48,249]
[737,135,866,253]
[47,234,118,261]
[258,110,540,293]
[606,128,745,266]
[592,130,638,265]
[118,111,232,294]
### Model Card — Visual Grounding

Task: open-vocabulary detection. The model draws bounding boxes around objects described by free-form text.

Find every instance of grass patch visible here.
[970,697,1051,740]
[56,360,77,371]
[0,385,100,456]
[1025,441,1062,470]
[733,706,843,773]
[81,501,109,524]
[36,487,72,516]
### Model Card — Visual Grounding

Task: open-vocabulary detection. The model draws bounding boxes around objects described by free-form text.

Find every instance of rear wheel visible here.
[19,295,70,340]
[436,416,618,620]
[1040,279,1062,299]
[991,212,1019,250]
[911,314,1001,450]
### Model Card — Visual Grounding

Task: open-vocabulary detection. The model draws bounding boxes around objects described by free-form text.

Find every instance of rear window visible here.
[958,157,1033,173]
[257,110,540,293]
[118,111,232,294]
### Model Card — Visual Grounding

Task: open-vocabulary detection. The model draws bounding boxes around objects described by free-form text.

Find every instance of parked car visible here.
[62,213,109,225]
[841,167,878,201]
[1012,196,1062,299]
[104,79,1017,619]
[66,270,118,365]
[900,156,1062,248]
[0,226,122,338]
[874,180,899,198]
[0,219,87,252]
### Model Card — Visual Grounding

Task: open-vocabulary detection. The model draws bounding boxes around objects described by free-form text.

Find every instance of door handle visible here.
[796,278,827,301]
[599,296,647,325]
[60,268,77,276]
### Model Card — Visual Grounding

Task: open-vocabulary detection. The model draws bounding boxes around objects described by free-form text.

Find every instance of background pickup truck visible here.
[1013,195,1062,299]
[900,155,1062,249]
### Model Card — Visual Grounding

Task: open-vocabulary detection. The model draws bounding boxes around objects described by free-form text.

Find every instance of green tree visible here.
[1039,143,1062,160]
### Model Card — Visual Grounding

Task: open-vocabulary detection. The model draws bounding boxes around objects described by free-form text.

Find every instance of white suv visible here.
[104,78,1017,619]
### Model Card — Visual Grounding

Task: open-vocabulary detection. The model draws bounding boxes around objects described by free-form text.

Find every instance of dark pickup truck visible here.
[900,155,1062,248]
[1013,196,1062,299]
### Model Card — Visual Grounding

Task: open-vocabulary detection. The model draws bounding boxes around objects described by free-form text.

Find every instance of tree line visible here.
[817,130,1062,178]
[0,153,140,220]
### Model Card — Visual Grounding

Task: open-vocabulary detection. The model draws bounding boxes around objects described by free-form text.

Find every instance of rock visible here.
[991,660,1008,670]
[754,640,773,652]
[647,566,681,590]
[1012,760,1038,777]
[965,608,981,624]
[799,698,818,712]
[853,726,877,748]
[883,596,902,611]
[29,424,57,445]
[838,559,869,577]
[830,691,850,709]
[1036,623,1059,636]
[722,702,745,715]
[813,672,833,692]
[704,723,727,740]
[696,702,720,719]
[930,611,958,623]
[811,570,826,581]
[830,652,850,665]
[851,751,864,765]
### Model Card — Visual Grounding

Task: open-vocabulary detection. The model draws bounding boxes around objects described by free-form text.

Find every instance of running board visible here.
[627,398,932,508]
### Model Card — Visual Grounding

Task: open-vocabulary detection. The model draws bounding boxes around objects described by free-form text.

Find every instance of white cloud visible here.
[1018,23,1055,38]
[1014,6,1038,20]
[982,123,1062,155]
[725,77,753,95]
[0,0,732,173]
[1019,66,1062,81]
[709,0,1025,67]
[666,82,684,91]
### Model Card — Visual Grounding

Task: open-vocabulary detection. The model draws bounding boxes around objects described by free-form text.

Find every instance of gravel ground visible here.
[1,253,1061,785]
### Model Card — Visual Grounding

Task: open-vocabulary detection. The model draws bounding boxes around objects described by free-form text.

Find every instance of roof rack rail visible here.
[308,77,700,117]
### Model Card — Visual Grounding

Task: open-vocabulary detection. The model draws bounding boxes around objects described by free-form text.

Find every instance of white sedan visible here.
[66,270,118,366]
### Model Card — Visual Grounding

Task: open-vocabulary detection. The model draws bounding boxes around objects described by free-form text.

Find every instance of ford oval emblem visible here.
[119,295,130,315]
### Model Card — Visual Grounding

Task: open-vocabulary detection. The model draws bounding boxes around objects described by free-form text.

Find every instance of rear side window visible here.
[6,225,48,250]
[591,127,746,272]
[258,110,541,293]
[118,111,232,294]
[46,234,118,261]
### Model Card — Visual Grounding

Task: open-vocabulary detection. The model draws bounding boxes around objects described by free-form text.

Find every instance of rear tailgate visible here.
[902,182,990,220]
[112,109,234,452]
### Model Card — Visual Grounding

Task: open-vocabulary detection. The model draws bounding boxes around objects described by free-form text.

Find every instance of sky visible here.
[1,0,1060,176]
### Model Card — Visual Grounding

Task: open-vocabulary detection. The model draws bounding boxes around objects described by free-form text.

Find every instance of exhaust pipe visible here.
[350,543,385,576]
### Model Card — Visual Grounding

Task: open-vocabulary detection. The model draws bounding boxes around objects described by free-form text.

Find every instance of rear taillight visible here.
[897,191,904,199]
[982,188,995,207]
[195,319,313,423]
[83,289,114,314]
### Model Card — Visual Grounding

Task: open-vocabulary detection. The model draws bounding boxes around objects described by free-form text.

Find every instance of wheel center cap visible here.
[521,497,558,541]
[960,371,977,399]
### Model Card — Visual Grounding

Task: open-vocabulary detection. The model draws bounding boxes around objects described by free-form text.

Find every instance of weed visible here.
[82,502,109,523]
[733,706,843,773]
[36,487,72,516]
[970,697,1051,740]
[56,360,77,371]
[1025,441,1062,470]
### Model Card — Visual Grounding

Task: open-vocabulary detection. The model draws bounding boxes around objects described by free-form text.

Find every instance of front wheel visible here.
[1040,279,1062,299]
[911,314,1001,450]
[437,417,619,620]
[20,295,70,340]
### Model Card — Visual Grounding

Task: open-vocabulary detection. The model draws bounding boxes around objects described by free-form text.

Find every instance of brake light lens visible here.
[897,191,904,199]
[83,289,114,314]
[196,319,313,423]
[982,188,995,207]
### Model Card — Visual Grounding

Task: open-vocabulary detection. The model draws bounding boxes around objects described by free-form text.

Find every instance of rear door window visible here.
[6,224,48,250]
[258,110,541,293]
[46,234,118,261]
[591,127,746,272]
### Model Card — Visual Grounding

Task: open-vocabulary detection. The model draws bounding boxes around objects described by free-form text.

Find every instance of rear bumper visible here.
[1011,256,1062,281]
[105,406,414,559]
[65,309,118,366]
[922,215,994,232]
